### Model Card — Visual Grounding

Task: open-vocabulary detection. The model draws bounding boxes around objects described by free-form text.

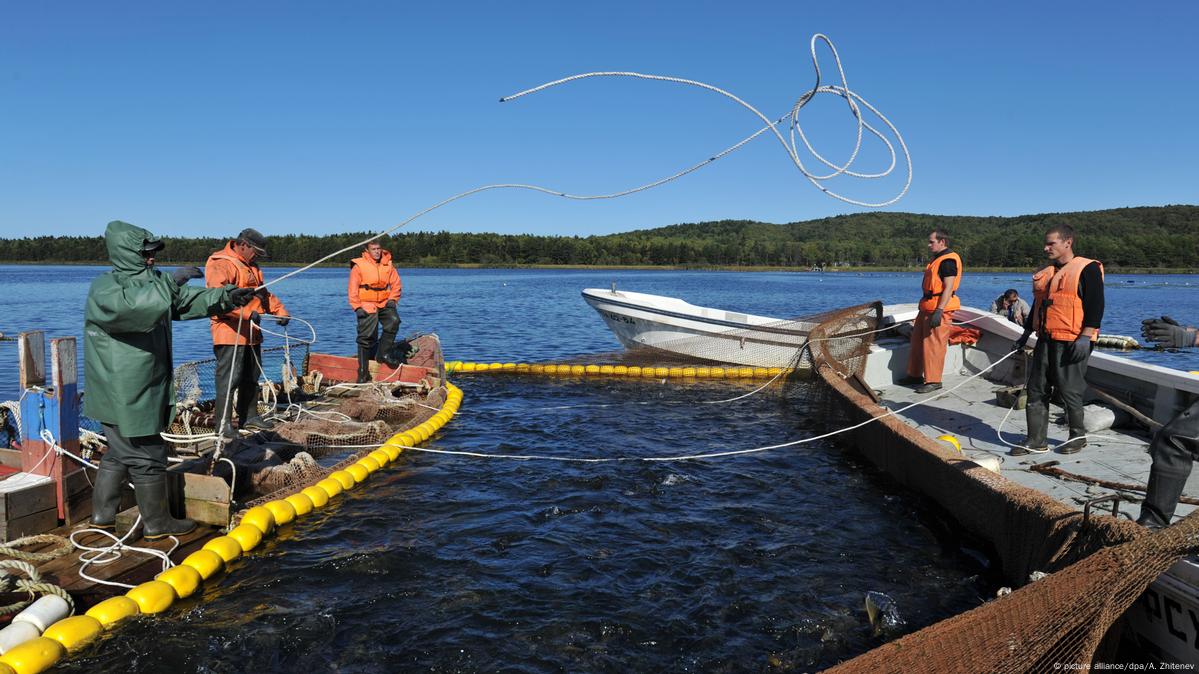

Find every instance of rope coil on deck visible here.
[0,535,73,564]
[0,559,73,616]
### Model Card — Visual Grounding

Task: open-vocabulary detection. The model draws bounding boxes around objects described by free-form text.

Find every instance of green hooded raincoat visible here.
[84,221,234,437]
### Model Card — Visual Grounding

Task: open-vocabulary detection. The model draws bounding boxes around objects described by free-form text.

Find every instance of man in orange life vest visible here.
[901,229,961,394]
[205,228,290,439]
[1011,224,1104,456]
[349,241,402,383]
[1135,316,1199,528]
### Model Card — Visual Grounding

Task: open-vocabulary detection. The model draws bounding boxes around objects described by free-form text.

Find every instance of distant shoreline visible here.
[1,260,1196,274]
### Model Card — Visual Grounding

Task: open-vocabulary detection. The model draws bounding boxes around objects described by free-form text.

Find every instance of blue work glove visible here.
[171,266,203,286]
[1063,336,1092,365]
[228,287,256,306]
[928,309,944,328]
[1142,316,1197,348]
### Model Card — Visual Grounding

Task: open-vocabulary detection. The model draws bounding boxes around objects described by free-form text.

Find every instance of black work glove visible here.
[355,308,368,318]
[384,300,396,309]
[275,316,290,327]
[249,311,261,324]
[229,287,256,307]
[171,266,203,286]
[1142,316,1197,348]
[928,308,943,328]
[1063,336,1092,365]
[1011,332,1031,353]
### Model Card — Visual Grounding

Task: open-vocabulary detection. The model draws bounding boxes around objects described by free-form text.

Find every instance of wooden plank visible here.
[0,508,57,541]
[17,331,44,389]
[45,524,215,596]
[50,337,76,387]
[307,352,432,384]
[183,498,232,527]
[0,449,21,470]
[166,467,232,526]
[0,478,57,521]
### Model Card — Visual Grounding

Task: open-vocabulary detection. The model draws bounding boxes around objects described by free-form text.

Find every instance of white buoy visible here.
[0,621,40,654]
[970,455,1002,474]
[13,594,72,633]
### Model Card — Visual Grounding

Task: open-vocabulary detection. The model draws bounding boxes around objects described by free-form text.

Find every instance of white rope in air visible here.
[256,34,908,294]
[500,34,910,208]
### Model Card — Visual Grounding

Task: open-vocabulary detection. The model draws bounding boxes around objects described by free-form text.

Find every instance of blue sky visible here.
[1,1,1196,238]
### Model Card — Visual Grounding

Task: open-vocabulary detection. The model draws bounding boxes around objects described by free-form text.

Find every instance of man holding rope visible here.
[84,221,255,538]
[205,228,290,440]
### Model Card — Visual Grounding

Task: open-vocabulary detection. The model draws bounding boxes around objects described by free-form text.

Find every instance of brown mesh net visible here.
[156,338,447,519]
[803,302,1196,670]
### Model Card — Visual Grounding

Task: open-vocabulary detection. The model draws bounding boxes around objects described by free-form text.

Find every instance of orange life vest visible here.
[206,243,287,345]
[919,251,962,312]
[351,251,395,304]
[1031,256,1103,342]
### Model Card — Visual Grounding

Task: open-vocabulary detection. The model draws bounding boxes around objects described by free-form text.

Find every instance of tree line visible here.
[2,205,1196,269]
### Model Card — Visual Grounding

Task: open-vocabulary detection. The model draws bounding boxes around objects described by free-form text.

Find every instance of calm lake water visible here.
[3,265,1199,672]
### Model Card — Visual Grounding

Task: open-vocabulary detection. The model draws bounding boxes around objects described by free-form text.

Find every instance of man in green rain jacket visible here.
[84,221,254,539]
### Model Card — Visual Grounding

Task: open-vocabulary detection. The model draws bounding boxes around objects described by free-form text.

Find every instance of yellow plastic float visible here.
[26,379,466,674]
[446,360,792,379]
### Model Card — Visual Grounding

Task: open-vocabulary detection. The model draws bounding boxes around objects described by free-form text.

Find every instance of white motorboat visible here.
[581,287,815,367]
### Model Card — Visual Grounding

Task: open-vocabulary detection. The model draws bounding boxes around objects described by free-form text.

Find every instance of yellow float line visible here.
[0,382,464,674]
[445,361,792,380]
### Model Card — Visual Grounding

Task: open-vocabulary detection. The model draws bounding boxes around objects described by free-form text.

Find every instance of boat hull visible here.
[581,288,811,368]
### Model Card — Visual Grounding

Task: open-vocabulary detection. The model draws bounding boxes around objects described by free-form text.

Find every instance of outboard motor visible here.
[378,335,420,369]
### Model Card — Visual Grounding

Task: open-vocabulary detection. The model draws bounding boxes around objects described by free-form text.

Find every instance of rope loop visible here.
[0,557,74,616]
[0,533,74,563]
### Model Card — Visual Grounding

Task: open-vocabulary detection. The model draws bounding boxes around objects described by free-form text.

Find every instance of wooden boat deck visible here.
[0,523,216,617]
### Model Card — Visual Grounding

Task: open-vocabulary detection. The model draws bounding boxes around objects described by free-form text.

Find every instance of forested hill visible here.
[2,205,1196,269]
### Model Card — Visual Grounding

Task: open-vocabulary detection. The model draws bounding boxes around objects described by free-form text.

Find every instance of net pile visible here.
[802,302,1194,670]
[235,382,445,510]
[160,339,445,514]
[168,343,310,438]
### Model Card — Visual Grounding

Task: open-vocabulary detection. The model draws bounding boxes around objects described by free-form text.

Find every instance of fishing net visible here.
[803,302,1193,670]
[148,337,446,518]
[167,343,310,440]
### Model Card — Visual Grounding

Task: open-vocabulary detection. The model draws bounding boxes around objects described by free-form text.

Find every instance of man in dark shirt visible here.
[1012,225,1104,456]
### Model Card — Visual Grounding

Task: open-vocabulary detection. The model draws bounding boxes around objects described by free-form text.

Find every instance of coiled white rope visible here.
[37,430,183,588]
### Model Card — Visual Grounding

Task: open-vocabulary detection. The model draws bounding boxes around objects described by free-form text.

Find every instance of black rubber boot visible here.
[1138,467,1189,530]
[356,347,372,383]
[1014,403,1050,456]
[1059,408,1088,454]
[89,463,128,530]
[132,477,196,540]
